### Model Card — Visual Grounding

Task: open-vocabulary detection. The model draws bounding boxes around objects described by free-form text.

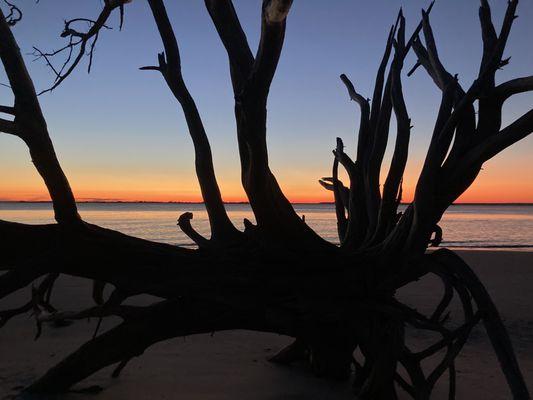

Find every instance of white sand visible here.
[1,251,532,399]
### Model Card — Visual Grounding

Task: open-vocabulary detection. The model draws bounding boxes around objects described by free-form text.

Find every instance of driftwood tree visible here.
[1,0,533,398]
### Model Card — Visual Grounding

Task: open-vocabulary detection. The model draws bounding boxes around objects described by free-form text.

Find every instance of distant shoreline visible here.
[1,201,533,206]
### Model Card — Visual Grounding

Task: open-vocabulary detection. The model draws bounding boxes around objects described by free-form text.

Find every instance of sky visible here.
[0,0,532,203]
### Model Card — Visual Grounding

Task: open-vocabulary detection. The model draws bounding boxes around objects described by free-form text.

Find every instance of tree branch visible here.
[331,158,347,243]
[0,116,18,135]
[376,15,411,242]
[204,0,254,93]
[25,298,272,394]
[464,108,533,165]
[478,0,498,75]
[248,0,293,98]
[0,104,15,114]
[494,75,533,100]
[145,0,241,243]
[2,0,21,26]
[340,74,370,163]
[177,212,210,249]
[0,9,80,224]
[430,249,530,399]
[205,0,329,248]
[32,0,131,94]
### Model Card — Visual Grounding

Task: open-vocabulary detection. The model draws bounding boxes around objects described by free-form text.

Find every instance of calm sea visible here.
[1,202,532,250]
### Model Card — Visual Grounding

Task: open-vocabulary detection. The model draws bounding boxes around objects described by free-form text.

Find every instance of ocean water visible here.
[0,202,532,250]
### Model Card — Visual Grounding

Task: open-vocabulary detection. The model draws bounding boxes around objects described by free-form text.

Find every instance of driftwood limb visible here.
[0,1,531,399]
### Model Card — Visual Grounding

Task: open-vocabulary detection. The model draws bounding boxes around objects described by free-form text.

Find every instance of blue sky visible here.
[1,0,532,202]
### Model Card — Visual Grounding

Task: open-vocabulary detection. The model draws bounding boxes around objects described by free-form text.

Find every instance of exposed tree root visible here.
[0,0,532,398]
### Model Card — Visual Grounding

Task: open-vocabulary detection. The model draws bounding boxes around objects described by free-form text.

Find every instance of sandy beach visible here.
[1,250,532,399]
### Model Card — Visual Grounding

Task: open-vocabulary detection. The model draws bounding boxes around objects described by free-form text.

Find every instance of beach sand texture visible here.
[1,251,532,399]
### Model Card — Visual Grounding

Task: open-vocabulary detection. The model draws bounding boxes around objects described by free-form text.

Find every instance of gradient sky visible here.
[1,0,532,203]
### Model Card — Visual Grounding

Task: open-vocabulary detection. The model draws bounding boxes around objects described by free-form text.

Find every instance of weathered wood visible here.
[1,1,532,398]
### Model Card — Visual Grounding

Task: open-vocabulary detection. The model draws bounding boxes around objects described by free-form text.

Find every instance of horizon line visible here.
[1,200,533,206]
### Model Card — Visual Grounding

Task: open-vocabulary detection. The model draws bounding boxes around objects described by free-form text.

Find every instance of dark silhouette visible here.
[1,0,532,398]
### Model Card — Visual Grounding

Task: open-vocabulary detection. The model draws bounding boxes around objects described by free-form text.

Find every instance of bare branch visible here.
[331,158,347,242]
[494,75,533,100]
[478,0,498,74]
[421,10,452,88]
[0,102,14,113]
[340,74,370,162]
[333,137,356,177]
[492,0,519,73]
[431,249,530,399]
[466,108,533,165]
[340,74,369,109]
[145,0,241,243]
[205,0,328,247]
[404,1,435,52]
[2,0,21,26]
[368,24,395,135]
[33,1,130,94]
[204,0,254,92]
[318,177,349,208]
[0,116,18,135]
[248,0,293,98]
[377,16,411,241]
[0,8,80,224]
[177,212,210,249]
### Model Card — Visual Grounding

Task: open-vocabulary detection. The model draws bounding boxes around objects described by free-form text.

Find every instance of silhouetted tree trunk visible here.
[1,1,532,399]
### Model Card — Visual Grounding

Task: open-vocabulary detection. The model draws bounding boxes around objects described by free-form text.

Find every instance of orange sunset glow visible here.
[2,156,532,204]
